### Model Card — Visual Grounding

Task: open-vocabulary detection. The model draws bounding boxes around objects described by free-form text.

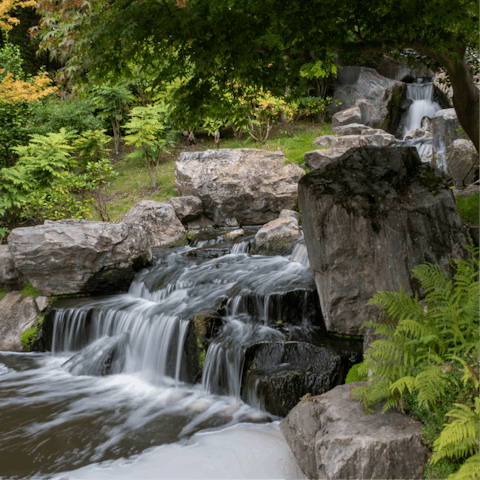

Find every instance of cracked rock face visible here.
[280,382,430,479]
[175,149,304,226]
[121,200,186,247]
[299,146,467,337]
[0,245,28,291]
[7,220,153,296]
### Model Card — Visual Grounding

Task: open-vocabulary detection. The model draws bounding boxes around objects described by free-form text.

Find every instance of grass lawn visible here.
[98,120,332,222]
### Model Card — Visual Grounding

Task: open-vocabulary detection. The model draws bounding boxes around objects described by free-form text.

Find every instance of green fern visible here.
[351,248,479,477]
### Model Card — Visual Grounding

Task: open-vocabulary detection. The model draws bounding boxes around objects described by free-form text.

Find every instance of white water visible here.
[1,244,316,477]
[403,81,441,136]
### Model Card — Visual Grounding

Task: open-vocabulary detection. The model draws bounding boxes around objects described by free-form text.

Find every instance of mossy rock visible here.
[253,238,296,256]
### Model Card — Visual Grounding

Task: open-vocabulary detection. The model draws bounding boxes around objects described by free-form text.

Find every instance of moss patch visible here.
[456,192,479,225]
[345,363,368,384]
[0,289,7,302]
[20,282,40,299]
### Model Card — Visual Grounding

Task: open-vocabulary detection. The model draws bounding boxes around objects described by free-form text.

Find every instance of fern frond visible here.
[415,366,451,407]
[431,398,479,464]
[390,375,416,397]
[447,453,480,480]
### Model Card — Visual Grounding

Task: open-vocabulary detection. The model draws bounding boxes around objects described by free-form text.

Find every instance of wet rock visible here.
[175,149,304,226]
[62,333,129,376]
[226,229,244,241]
[313,133,396,149]
[446,139,479,188]
[304,148,349,171]
[186,244,232,260]
[0,245,28,292]
[184,214,215,231]
[332,123,373,135]
[8,220,153,296]
[253,215,300,256]
[280,382,430,479]
[0,292,40,351]
[167,196,203,224]
[121,200,186,247]
[242,340,360,417]
[374,55,429,82]
[432,108,464,172]
[331,106,362,129]
[330,66,404,128]
[35,296,49,312]
[228,285,324,329]
[278,209,301,223]
[299,146,467,338]
[403,127,428,140]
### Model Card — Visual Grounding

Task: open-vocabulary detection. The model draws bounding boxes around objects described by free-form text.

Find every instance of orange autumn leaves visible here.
[0,70,57,102]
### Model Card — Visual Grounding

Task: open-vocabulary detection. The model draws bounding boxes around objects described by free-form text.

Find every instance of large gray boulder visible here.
[313,133,396,149]
[253,211,301,256]
[167,196,203,224]
[331,106,362,129]
[446,138,479,188]
[432,108,464,172]
[0,245,28,291]
[305,148,350,171]
[8,220,153,296]
[332,123,373,135]
[298,146,467,338]
[280,382,429,479]
[121,200,186,247]
[375,55,429,82]
[0,292,40,351]
[175,149,304,226]
[330,66,404,129]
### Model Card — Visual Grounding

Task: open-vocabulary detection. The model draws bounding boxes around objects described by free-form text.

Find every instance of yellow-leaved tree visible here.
[0,0,36,30]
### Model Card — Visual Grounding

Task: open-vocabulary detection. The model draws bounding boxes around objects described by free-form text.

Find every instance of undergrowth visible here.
[351,246,479,479]
[456,192,479,226]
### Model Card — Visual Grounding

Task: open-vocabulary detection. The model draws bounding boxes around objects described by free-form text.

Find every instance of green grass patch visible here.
[20,282,40,299]
[456,192,479,225]
[0,289,7,302]
[96,120,333,222]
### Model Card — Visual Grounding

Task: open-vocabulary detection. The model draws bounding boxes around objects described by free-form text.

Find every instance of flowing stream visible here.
[0,231,315,479]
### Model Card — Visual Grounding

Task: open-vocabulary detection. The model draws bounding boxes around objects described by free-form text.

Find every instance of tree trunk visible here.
[419,47,479,152]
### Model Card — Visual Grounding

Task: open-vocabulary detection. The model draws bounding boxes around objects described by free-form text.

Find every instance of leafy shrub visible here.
[351,249,479,479]
[456,192,479,226]
[33,97,104,136]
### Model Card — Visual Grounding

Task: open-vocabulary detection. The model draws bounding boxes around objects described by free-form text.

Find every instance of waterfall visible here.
[403,79,441,136]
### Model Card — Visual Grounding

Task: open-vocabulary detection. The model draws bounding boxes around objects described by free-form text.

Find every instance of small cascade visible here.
[52,302,190,386]
[290,236,310,268]
[403,79,441,135]
[231,240,251,254]
[201,319,284,399]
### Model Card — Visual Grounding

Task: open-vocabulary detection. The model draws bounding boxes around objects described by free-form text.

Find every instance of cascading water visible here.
[397,78,443,169]
[403,79,441,135]
[0,232,317,478]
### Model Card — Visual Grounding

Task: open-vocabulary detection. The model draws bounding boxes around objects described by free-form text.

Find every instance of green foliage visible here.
[20,282,40,299]
[0,42,24,80]
[124,103,174,188]
[351,249,479,478]
[21,325,38,348]
[0,289,7,302]
[0,128,116,228]
[92,83,135,154]
[33,97,104,136]
[345,363,368,384]
[456,192,479,226]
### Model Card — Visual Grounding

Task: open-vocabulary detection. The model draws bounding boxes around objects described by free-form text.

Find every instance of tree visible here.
[36,0,479,150]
